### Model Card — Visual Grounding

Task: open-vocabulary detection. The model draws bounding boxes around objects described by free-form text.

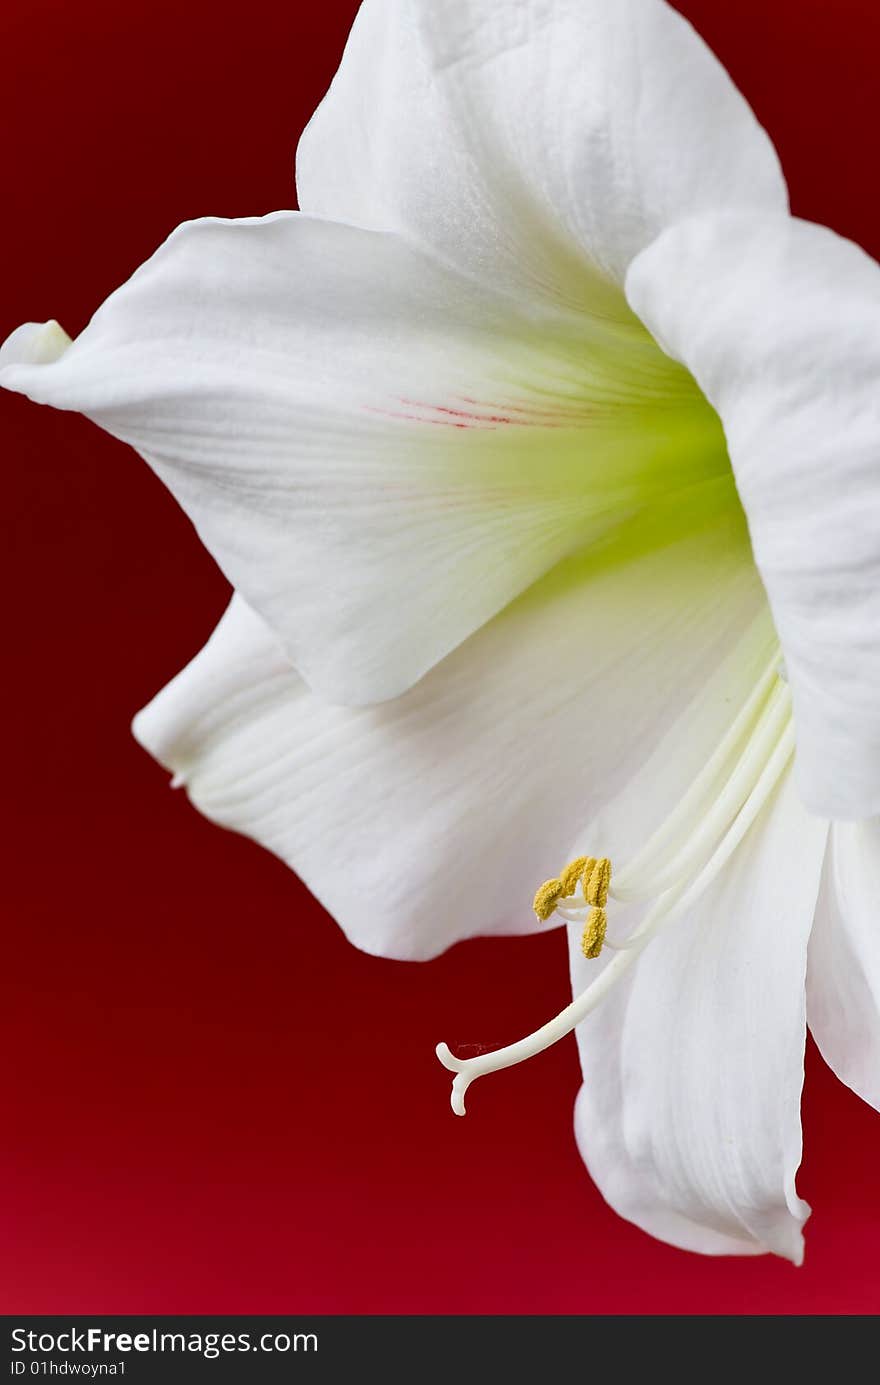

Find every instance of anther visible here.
[585,857,611,907]
[533,878,564,921]
[581,907,607,959]
[558,856,589,898]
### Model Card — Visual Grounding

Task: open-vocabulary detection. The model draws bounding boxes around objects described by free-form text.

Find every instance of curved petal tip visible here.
[0,319,72,371]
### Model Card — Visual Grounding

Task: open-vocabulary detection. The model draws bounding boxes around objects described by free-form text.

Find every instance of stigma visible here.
[436,655,794,1116]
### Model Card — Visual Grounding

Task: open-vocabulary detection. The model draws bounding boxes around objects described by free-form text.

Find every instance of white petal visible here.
[0,211,724,705]
[0,319,71,366]
[570,768,829,1262]
[628,212,880,820]
[297,0,786,303]
[807,820,880,1112]
[134,517,766,961]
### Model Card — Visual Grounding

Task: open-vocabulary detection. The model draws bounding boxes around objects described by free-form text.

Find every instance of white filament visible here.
[613,658,786,900]
[551,668,788,924]
[544,674,789,942]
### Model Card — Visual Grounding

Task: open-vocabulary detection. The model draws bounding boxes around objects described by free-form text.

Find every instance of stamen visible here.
[611,656,784,900]
[585,857,611,907]
[436,678,794,1116]
[559,856,590,897]
[581,907,607,959]
[615,682,791,903]
[532,878,564,921]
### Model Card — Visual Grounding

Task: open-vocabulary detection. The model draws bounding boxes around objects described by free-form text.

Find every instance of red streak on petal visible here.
[364,395,580,430]
[364,405,476,428]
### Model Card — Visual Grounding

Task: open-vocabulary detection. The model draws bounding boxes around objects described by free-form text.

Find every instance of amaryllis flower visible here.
[3,0,879,1265]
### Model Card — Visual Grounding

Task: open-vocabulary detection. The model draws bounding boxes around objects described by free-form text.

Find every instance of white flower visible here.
[3,0,880,1265]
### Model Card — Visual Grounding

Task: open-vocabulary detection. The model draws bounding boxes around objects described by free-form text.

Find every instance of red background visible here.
[2,0,879,1315]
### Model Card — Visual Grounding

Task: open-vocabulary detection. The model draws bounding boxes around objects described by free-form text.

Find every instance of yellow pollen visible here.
[533,878,564,921]
[581,906,607,960]
[585,857,611,908]
[532,854,614,951]
[558,856,589,898]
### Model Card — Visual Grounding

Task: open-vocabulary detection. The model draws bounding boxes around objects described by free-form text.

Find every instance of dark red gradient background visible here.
[2,0,879,1315]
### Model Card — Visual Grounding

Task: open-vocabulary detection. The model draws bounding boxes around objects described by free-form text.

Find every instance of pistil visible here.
[436,663,794,1115]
